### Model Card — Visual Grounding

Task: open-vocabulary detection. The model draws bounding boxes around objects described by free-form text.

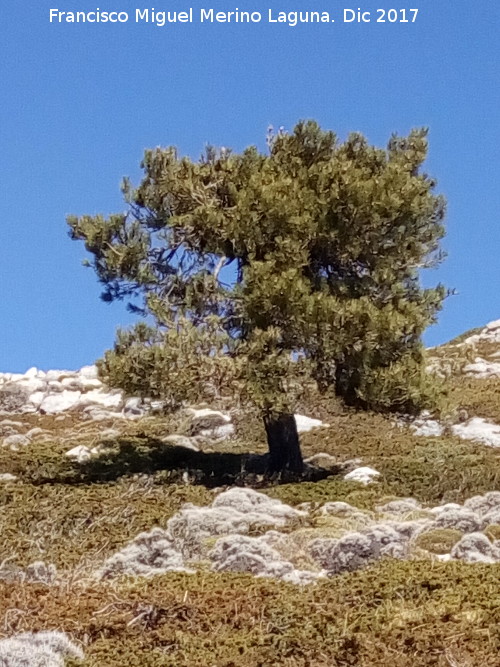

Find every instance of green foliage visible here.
[267,478,388,511]
[68,120,447,424]
[346,351,444,415]
[98,317,241,408]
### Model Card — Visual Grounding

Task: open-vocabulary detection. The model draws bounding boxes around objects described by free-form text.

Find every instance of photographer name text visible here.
[48,7,420,27]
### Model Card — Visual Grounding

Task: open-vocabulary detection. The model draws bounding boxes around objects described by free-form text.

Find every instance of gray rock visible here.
[99,527,188,579]
[0,419,24,428]
[377,498,422,514]
[25,427,45,439]
[451,533,500,563]
[123,396,146,416]
[344,466,381,484]
[0,631,84,666]
[47,381,64,392]
[39,391,82,414]
[433,507,483,533]
[464,491,500,516]
[65,445,92,462]
[187,408,233,439]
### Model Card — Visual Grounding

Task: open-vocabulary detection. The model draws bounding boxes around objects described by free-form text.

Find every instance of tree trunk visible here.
[335,362,362,407]
[263,412,304,474]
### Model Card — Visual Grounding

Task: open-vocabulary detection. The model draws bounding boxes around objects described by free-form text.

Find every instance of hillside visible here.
[0,321,499,666]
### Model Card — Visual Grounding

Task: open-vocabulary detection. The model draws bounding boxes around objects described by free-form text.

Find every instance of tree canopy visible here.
[68,120,446,473]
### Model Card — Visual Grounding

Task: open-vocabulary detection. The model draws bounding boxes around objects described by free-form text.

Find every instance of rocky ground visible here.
[0,320,499,666]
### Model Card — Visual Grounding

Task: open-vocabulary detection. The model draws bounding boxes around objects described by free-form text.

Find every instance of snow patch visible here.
[0,473,17,482]
[294,414,328,433]
[65,445,92,462]
[410,416,444,437]
[463,357,500,379]
[452,418,500,448]
[344,467,380,484]
[463,319,500,346]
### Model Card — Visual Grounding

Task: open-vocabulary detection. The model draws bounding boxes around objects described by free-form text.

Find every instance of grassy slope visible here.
[0,331,500,665]
[429,324,500,423]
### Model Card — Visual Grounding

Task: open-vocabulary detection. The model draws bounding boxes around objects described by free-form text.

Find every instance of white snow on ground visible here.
[451,418,500,448]
[65,445,93,462]
[463,319,500,346]
[455,320,500,378]
[0,365,135,420]
[462,358,500,378]
[344,467,381,484]
[410,415,500,448]
[428,319,500,379]
[187,408,231,423]
[409,414,444,437]
[0,473,17,482]
[407,411,500,450]
[294,414,328,433]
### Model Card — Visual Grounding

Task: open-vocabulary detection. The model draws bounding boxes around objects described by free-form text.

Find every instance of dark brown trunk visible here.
[263,413,304,474]
[335,362,362,407]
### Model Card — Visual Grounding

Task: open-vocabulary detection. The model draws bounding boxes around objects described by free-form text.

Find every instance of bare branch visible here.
[213,256,227,283]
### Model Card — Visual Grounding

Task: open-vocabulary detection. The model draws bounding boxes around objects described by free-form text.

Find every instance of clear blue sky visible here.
[0,0,498,372]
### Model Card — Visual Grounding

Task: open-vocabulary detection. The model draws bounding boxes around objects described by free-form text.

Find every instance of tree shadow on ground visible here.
[69,437,337,488]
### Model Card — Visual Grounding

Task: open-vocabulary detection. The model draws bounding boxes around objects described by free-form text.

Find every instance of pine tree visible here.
[68,121,446,474]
